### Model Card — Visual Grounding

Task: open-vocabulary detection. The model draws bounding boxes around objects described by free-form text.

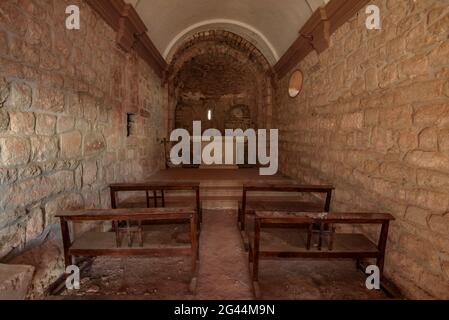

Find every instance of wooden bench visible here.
[239,183,334,231]
[239,183,334,250]
[247,211,394,298]
[56,208,199,293]
[110,181,202,228]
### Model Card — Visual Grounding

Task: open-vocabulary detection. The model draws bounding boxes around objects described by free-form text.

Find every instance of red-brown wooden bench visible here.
[247,211,395,298]
[110,181,202,228]
[239,183,334,231]
[56,207,199,293]
[239,183,334,249]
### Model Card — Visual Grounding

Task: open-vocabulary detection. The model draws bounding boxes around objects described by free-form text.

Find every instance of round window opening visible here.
[288,70,304,98]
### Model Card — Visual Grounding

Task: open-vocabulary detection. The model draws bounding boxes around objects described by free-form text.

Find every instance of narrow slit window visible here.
[207,109,212,121]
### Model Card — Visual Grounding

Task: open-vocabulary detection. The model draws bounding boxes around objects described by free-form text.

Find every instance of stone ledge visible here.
[0,263,35,300]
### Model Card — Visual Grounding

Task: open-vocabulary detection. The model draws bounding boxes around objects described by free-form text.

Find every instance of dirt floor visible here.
[59,209,389,300]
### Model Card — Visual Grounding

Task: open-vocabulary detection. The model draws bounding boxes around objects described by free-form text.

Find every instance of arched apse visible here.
[166,31,274,136]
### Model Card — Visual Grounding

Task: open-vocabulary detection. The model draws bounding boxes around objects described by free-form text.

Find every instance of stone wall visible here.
[274,0,449,299]
[167,31,273,135]
[0,0,165,297]
[174,52,259,133]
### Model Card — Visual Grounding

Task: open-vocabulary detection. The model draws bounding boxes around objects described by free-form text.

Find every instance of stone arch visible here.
[163,19,279,64]
[167,30,272,77]
[166,30,274,135]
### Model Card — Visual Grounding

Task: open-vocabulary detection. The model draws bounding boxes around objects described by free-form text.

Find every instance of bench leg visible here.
[153,191,158,208]
[114,221,121,247]
[189,273,198,295]
[241,190,246,231]
[253,281,261,299]
[127,221,132,247]
[251,244,262,299]
[138,221,143,247]
[377,256,385,280]
[195,189,201,224]
[190,215,198,273]
[307,224,313,250]
[189,258,198,292]
[238,208,244,230]
[197,209,201,233]
[248,245,253,263]
[189,213,199,295]
[377,221,390,280]
[241,212,246,231]
[247,233,261,299]
[146,191,150,208]
[237,208,241,227]
[252,253,259,282]
[252,220,260,282]
[60,218,72,268]
[356,259,361,271]
[318,223,324,251]
[328,224,334,251]
[111,190,117,232]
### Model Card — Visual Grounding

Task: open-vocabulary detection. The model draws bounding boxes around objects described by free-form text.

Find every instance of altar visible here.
[191,135,248,168]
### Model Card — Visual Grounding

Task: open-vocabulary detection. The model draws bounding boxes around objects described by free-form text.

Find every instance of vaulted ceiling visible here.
[124,0,327,65]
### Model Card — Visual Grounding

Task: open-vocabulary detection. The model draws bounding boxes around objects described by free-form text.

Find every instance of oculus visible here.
[288,69,303,98]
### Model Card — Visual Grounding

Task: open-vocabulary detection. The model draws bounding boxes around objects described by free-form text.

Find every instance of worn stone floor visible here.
[59,209,389,300]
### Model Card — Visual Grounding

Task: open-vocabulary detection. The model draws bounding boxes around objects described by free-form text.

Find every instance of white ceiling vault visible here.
[124,0,327,65]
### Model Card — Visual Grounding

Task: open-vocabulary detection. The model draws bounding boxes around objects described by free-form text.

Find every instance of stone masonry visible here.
[167,31,274,135]
[274,0,449,299]
[174,52,259,133]
[0,0,165,298]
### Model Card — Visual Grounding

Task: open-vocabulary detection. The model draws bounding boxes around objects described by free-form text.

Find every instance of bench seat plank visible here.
[69,231,191,257]
[243,183,334,192]
[120,197,197,209]
[247,228,379,255]
[56,208,195,221]
[255,211,395,224]
[243,200,324,213]
[110,181,200,191]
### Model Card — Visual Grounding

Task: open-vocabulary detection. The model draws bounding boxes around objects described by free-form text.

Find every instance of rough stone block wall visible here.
[0,0,165,297]
[274,0,449,299]
[174,45,261,133]
[167,30,273,134]
[176,98,256,133]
